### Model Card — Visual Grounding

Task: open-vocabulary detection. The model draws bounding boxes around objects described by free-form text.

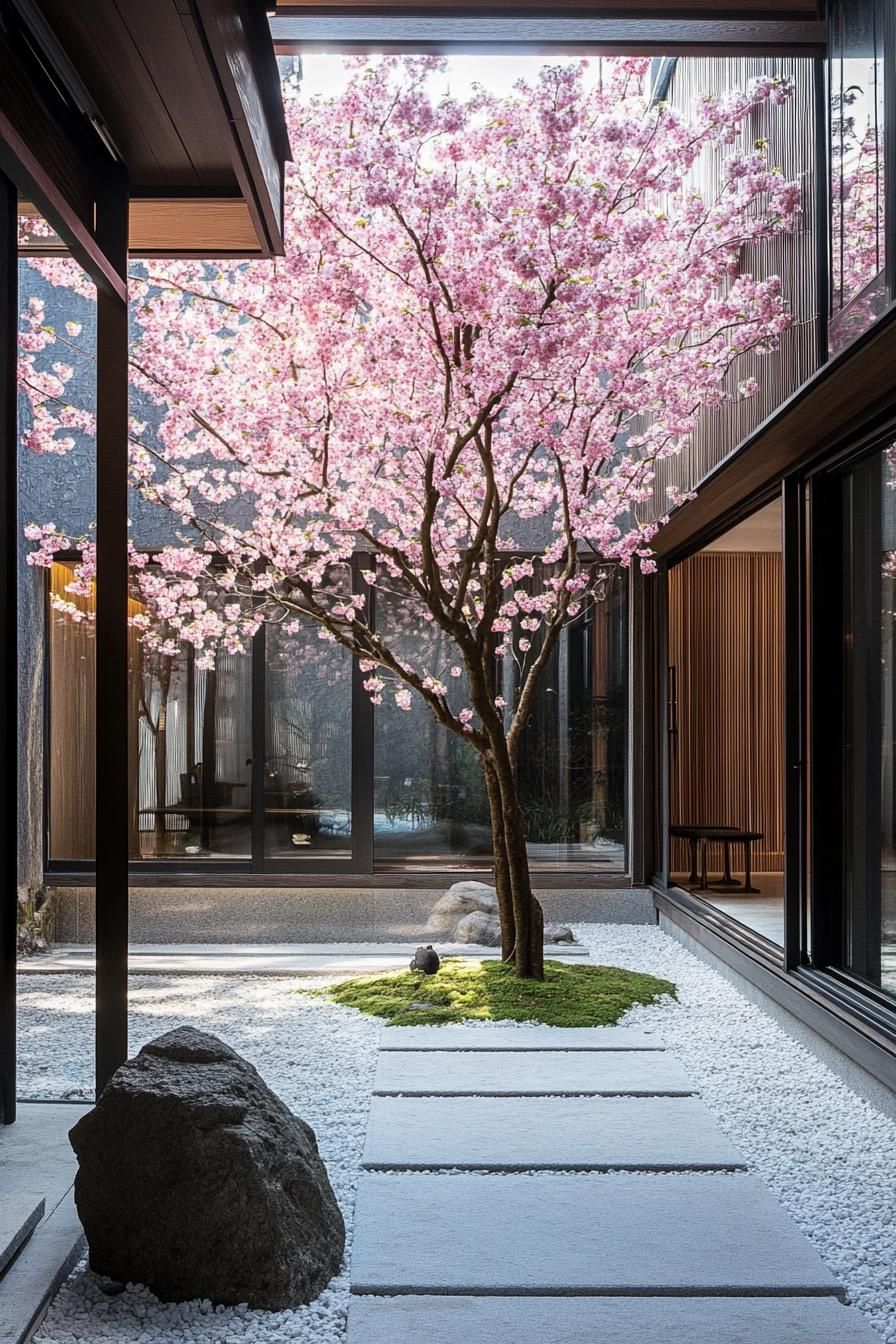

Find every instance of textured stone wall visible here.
[49,884,656,945]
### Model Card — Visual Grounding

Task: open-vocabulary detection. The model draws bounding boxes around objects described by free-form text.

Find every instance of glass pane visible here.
[373,569,628,872]
[20,223,98,864]
[512,567,628,871]
[47,562,95,860]
[829,0,887,352]
[264,621,353,859]
[842,446,896,997]
[373,586,490,868]
[136,642,252,860]
[667,501,785,948]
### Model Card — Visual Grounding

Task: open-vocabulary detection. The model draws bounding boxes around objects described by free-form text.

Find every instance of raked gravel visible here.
[15,923,896,1344]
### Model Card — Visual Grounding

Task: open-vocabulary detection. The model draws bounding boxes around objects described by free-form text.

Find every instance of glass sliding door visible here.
[263,620,353,861]
[839,444,896,996]
[136,644,252,860]
[373,583,490,868]
[47,557,629,876]
[511,566,628,870]
[666,500,785,948]
[372,566,628,873]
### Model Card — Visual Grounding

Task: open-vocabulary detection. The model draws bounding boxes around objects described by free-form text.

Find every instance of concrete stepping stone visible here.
[373,1049,694,1096]
[362,1095,746,1171]
[0,1195,44,1277]
[347,1295,880,1343]
[379,1026,663,1051]
[350,1172,842,1296]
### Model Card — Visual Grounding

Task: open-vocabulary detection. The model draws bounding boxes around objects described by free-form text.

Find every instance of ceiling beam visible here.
[273,2,821,13]
[271,16,826,56]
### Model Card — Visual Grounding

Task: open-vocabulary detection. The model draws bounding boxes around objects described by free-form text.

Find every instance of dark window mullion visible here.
[251,624,266,872]
[352,554,374,873]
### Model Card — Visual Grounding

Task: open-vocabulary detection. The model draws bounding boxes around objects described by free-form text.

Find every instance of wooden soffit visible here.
[128,197,261,257]
[651,307,896,560]
[271,1,825,56]
[19,194,266,259]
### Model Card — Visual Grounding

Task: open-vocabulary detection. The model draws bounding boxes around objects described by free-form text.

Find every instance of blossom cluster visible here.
[19,56,800,739]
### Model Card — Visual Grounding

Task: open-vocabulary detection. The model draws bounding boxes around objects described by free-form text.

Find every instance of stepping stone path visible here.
[347,1025,879,1343]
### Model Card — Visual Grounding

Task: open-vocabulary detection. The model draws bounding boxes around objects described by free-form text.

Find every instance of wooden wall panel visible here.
[668,551,783,874]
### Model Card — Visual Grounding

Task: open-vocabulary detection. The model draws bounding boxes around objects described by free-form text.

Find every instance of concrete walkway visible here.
[347,1026,879,1343]
[18,942,587,977]
[0,1104,88,1344]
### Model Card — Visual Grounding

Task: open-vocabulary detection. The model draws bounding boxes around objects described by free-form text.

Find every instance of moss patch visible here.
[306,957,676,1027]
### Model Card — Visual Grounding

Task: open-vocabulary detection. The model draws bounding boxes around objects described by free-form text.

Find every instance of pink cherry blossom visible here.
[18,56,800,977]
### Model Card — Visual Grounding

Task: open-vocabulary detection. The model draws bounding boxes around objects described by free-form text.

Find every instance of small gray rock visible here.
[69,1027,345,1310]
[545,922,575,944]
[453,911,575,947]
[409,945,441,974]
[454,910,502,946]
[425,882,499,936]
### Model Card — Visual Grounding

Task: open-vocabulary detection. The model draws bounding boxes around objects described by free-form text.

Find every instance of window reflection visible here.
[264,620,353,859]
[49,559,627,874]
[373,584,490,867]
[829,0,888,352]
[841,445,896,997]
[137,644,252,859]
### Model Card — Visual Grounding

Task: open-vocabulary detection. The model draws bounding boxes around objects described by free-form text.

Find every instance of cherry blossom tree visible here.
[20,56,800,978]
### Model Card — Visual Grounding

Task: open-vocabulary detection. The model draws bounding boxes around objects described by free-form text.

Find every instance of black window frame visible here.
[806,422,896,1015]
[42,550,631,881]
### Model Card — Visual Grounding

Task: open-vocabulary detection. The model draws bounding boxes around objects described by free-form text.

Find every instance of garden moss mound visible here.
[314,958,676,1027]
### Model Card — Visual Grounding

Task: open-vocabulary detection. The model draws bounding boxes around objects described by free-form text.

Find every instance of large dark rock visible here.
[69,1027,345,1310]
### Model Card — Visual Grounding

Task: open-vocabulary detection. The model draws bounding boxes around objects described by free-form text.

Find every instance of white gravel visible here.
[16,923,896,1344]
[20,973,382,1344]
[572,923,896,1344]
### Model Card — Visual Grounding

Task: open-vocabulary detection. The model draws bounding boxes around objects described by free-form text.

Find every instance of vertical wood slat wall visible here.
[668,551,784,874]
[645,55,819,522]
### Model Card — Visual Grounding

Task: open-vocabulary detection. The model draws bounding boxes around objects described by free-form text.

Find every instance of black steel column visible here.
[252,626,266,869]
[782,476,806,973]
[352,557,375,874]
[0,171,17,1124]
[94,165,130,1095]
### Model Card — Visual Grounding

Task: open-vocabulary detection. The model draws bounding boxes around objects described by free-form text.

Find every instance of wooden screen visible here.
[668,551,783,874]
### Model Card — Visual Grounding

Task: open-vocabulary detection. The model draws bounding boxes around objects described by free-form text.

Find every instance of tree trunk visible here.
[488,737,545,980]
[483,760,516,962]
